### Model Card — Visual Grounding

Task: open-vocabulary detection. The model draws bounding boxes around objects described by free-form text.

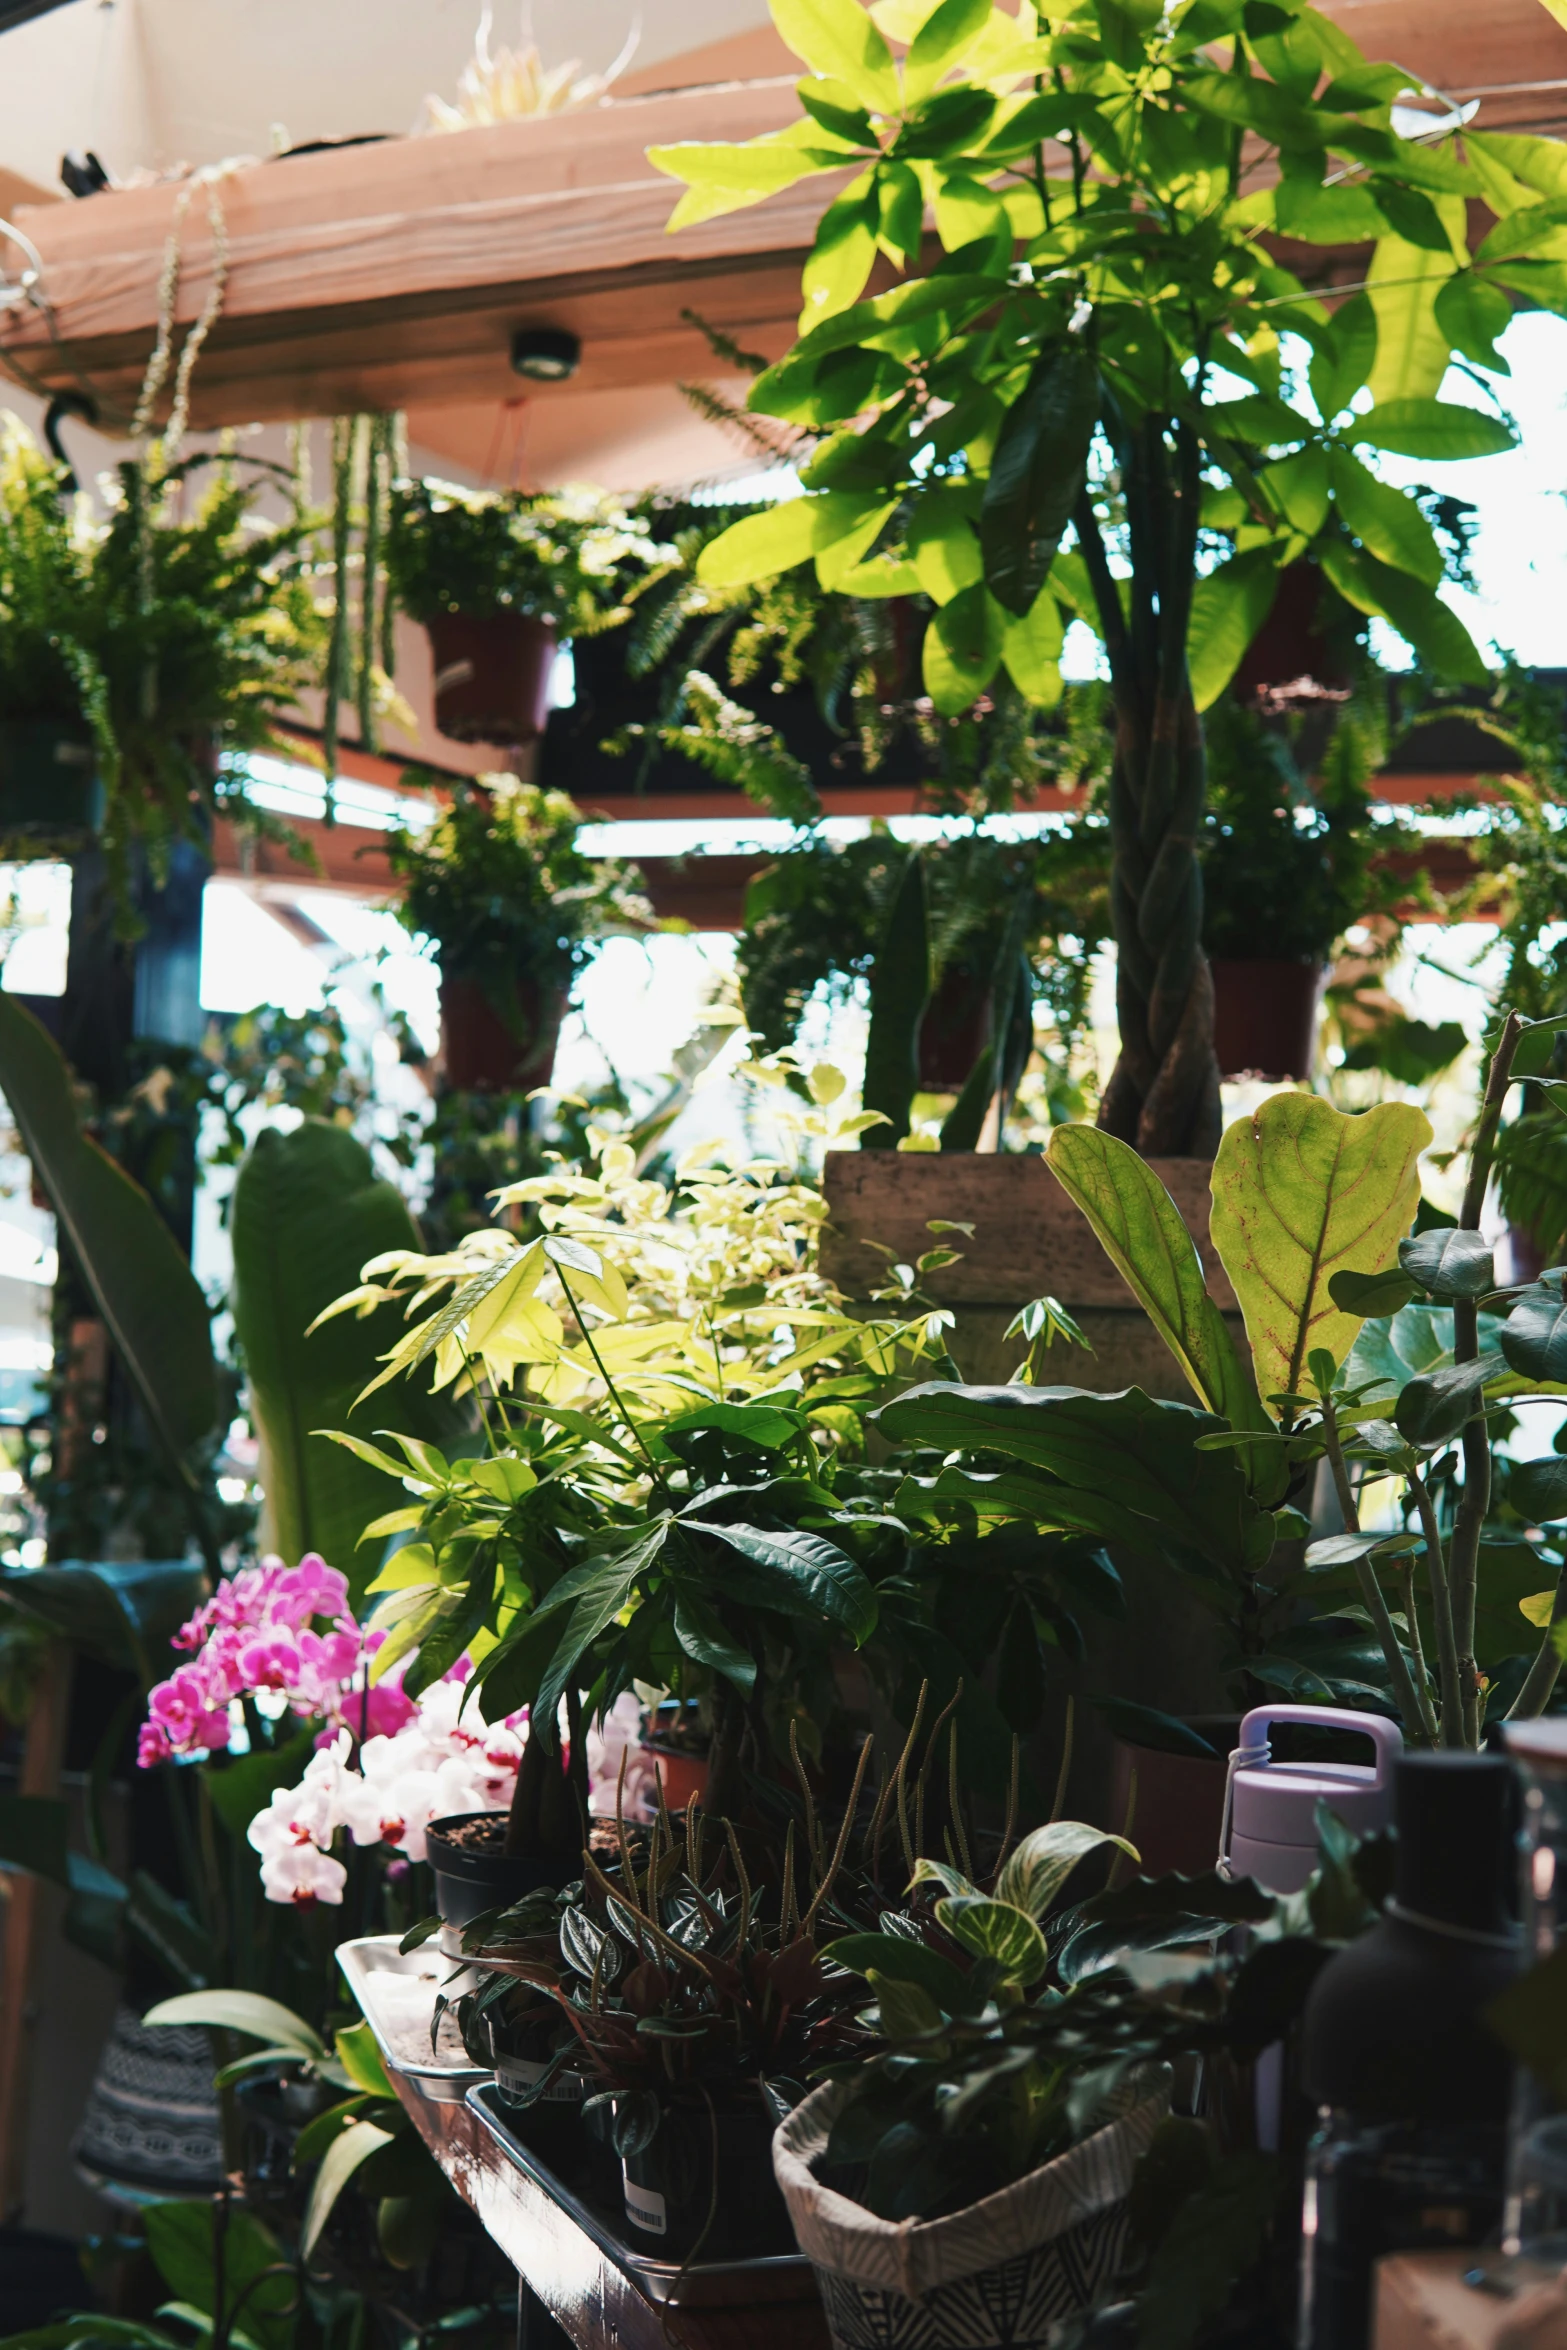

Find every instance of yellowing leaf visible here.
[1521,1589,1559,1630]
[1365,204,1466,405]
[1210,1094,1432,1417]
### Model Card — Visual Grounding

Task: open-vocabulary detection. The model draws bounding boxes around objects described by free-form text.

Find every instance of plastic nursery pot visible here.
[638,1701,710,1814]
[774,2076,1168,2350]
[1211,957,1326,1082]
[619,2088,795,2261]
[426,609,557,747]
[1107,1714,1240,1881]
[424,1812,560,1934]
[439,972,566,1094]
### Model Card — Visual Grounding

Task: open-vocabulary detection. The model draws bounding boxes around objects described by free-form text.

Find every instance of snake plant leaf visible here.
[0,994,218,1478]
[231,1120,467,1597]
[860,850,930,1148]
[875,1384,1267,1580]
[1210,1092,1431,1417]
[1399,1226,1495,1300]
[1046,1124,1261,1431]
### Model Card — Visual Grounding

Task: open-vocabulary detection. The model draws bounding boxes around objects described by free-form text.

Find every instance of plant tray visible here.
[465,2082,819,2309]
[338,1932,487,2105]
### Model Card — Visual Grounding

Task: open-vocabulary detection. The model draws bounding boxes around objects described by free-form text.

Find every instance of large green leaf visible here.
[1364,224,1463,405]
[1351,398,1518,460]
[876,1383,1265,1579]
[0,996,217,1476]
[994,1822,1138,1919]
[1210,1093,1431,1413]
[935,1894,1049,1984]
[861,850,929,1148]
[144,2200,295,2350]
[979,339,1098,616]
[144,1989,327,2059]
[0,1560,207,1686]
[684,1518,878,1640]
[231,1121,467,1597]
[1328,448,1442,584]
[1045,1125,1260,1429]
[1187,548,1280,712]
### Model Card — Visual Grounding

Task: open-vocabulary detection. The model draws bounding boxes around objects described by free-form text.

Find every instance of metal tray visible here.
[338,1933,488,2104]
[466,2082,818,2308]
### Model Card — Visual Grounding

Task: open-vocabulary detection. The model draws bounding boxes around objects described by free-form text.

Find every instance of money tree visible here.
[651,0,1567,1152]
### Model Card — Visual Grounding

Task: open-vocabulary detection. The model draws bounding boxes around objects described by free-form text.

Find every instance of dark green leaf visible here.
[1398,1227,1495,1301]
[0,1559,207,1686]
[861,850,929,1148]
[979,340,1098,617]
[672,1591,757,1693]
[0,997,217,1473]
[1502,1292,1567,1384]
[0,1793,69,1886]
[1327,1266,1419,1318]
[875,1384,1265,1580]
[1394,1354,1499,1445]
[1089,1699,1219,1759]
[1511,1458,1567,1525]
[825,1932,972,2011]
[682,1519,877,1641]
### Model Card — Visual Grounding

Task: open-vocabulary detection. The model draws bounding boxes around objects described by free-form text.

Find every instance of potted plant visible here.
[384,479,666,748]
[0,420,323,910]
[653,0,1556,1155]
[1201,683,1384,1082]
[385,774,648,1094]
[883,1001,1567,1767]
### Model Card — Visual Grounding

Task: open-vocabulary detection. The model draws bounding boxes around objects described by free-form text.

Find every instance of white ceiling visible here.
[0,0,776,194]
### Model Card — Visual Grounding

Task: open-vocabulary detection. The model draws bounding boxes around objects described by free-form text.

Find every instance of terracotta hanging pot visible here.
[1211,957,1325,1081]
[918,962,992,1090]
[425,611,556,747]
[439,972,565,1094]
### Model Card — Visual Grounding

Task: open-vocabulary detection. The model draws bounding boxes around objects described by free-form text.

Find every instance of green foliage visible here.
[0,995,220,1507]
[386,774,648,1031]
[230,1120,469,1597]
[1200,689,1386,963]
[0,421,323,919]
[384,477,671,630]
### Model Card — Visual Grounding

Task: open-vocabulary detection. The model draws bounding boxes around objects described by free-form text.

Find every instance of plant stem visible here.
[1321,1400,1431,1743]
[1394,1559,1441,1744]
[551,1261,672,1499]
[1451,1008,1527,1743]
[1510,1563,1567,1720]
[1406,1459,1463,1743]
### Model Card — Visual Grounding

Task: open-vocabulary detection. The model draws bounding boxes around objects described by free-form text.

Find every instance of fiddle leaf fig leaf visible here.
[1045,1125,1261,1432]
[995,1822,1140,1920]
[934,1895,1051,1986]
[1398,1227,1495,1301]
[1210,1093,1432,1417]
[1502,1292,1567,1385]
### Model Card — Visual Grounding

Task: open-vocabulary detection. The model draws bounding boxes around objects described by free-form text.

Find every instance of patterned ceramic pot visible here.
[773,2077,1166,2350]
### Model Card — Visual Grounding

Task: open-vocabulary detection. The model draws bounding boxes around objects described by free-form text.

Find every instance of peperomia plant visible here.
[648,0,1567,1152]
[884,1008,1567,1746]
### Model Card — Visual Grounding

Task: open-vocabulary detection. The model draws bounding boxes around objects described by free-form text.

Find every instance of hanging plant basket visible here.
[439,973,566,1095]
[1211,958,1325,1082]
[774,2076,1166,2350]
[427,611,556,748]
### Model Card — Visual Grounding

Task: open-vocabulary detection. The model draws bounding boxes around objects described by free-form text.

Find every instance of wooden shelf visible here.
[2,0,1562,434]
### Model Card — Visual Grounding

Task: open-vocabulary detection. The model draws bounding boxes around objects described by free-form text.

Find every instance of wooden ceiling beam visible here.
[5,0,1566,432]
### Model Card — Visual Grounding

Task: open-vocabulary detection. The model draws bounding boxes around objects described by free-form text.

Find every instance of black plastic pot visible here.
[425,1811,559,1932]
[619,2090,793,2261]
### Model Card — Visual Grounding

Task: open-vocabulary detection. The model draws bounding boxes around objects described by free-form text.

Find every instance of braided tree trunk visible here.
[1076,413,1221,1160]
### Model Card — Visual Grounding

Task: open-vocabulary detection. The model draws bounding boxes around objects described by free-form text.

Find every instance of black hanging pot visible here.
[0,720,100,844]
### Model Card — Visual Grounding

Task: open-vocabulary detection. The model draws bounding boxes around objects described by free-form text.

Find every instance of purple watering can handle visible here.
[1217,1705,1403,1876]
